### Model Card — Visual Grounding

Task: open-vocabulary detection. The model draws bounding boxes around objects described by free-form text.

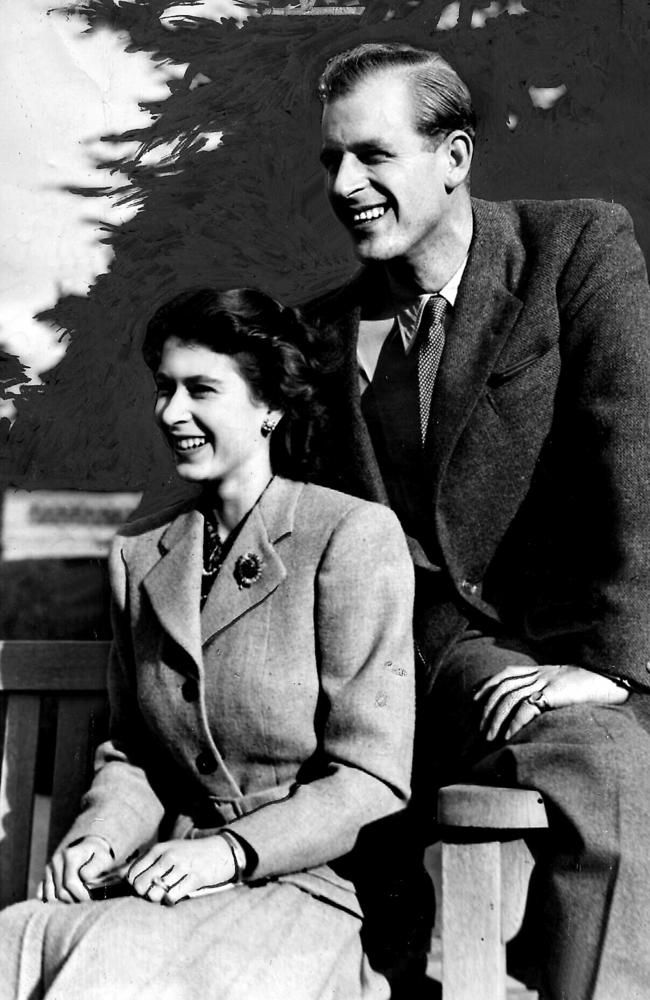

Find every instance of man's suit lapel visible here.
[427,199,523,494]
[199,477,299,645]
[143,507,204,672]
[314,202,523,508]
[317,274,389,505]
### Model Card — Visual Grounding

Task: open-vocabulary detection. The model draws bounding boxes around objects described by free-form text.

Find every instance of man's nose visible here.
[329,154,366,199]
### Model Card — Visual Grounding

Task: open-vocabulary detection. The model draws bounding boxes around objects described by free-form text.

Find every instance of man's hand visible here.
[474,664,630,742]
[126,837,236,906]
[37,836,115,904]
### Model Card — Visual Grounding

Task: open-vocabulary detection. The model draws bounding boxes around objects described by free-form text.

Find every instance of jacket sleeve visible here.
[225,502,416,879]
[548,202,650,687]
[59,536,166,862]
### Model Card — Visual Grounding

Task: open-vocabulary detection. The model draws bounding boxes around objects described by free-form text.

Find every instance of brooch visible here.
[234,552,264,590]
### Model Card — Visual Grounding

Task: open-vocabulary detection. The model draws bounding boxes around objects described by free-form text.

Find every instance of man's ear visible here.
[445,130,473,191]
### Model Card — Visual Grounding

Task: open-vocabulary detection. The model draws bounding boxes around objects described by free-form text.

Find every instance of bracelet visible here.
[218,830,248,883]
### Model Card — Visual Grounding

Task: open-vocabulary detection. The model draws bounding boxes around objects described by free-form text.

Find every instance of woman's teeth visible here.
[175,437,205,451]
[352,206,386,223]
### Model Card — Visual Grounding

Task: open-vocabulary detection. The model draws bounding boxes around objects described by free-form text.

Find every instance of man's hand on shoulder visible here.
[474,664,629,742]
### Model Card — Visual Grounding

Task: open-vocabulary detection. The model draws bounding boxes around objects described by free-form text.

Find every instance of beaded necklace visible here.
[200,515,225,607]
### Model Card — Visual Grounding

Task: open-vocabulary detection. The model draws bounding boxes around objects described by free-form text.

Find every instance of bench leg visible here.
[441,839,506,1000]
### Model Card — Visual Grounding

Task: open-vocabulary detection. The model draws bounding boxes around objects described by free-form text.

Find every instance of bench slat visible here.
[0,641,110,692]
[0,694,41,907]
[0,643,110,907]
[48,694,108,858]
[442,838,506,1000]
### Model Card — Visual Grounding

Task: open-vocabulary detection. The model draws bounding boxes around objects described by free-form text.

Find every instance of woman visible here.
[0,289,416,1000]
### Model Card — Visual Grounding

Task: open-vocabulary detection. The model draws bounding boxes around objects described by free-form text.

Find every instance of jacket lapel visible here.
[311,202,524,511]
[317,274,389,505]
[427,199,523,495]
[200,477,301,646]
[143,507,204,672]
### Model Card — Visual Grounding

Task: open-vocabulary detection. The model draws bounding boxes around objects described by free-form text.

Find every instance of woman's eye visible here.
[190,385,214,397]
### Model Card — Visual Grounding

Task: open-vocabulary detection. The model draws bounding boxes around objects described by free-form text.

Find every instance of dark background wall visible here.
[2,0,649,504]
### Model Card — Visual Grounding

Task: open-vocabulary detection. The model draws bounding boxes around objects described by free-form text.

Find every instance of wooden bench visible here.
[0,640,547,998]
[0,640,109,908]
[437,783,549,999]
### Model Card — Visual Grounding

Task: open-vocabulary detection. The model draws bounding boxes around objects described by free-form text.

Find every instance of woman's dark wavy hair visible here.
[143,287,329,480]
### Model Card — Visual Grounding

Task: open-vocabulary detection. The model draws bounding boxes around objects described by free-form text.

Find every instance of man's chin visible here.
[351,235,394,264]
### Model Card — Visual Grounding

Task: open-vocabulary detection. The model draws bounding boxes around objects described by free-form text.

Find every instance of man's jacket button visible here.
[182,678,199,702]
[461,579,479,596]
[196,751,217,775]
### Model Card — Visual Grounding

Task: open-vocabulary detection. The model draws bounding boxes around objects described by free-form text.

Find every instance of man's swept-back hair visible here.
[318,42,476,142]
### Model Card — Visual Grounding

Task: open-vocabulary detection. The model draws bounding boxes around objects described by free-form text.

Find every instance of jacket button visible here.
[182,678,199,702]
[195,751,218,775]
[460,578,479,596]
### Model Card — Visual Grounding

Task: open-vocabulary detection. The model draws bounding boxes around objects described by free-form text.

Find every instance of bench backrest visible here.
[0,641,110,908]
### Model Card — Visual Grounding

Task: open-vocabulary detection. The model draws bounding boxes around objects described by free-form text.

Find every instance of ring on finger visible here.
[527,692,550,712]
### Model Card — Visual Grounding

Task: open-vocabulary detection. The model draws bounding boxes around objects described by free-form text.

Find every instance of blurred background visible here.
[1,0,649,643]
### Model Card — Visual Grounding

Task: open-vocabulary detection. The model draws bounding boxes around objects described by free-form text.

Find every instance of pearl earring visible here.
[261,418,276,438]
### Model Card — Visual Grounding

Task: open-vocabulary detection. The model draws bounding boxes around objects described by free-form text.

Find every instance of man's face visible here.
[320,70,452,268]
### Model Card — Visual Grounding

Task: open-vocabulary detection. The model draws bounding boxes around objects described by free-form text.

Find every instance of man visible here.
[304,42,650,1000]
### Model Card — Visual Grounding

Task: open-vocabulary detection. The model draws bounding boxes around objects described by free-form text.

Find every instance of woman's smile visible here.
[154,338,274,489]
[170,435,208,453]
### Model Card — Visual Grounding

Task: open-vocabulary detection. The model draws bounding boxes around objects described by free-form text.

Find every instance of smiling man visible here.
[304,42,650,1000]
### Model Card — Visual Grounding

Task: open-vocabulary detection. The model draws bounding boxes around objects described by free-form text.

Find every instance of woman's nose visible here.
[158,389,190,426]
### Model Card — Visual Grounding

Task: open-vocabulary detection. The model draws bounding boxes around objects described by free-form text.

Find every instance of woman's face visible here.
[154,336,274,487]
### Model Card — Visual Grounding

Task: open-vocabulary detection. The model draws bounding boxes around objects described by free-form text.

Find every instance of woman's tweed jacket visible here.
[62,476,415,915]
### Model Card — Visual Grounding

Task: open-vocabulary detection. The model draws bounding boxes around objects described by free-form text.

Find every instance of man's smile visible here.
[351,205,387,225]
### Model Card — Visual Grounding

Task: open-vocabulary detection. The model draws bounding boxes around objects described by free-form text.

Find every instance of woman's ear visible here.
[261,408,284,438]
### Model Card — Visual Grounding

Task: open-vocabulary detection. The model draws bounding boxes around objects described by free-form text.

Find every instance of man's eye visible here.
[320,153,340,173]
[362,151,388,164]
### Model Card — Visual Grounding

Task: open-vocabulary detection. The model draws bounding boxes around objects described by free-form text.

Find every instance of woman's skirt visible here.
[0,880,391,1000]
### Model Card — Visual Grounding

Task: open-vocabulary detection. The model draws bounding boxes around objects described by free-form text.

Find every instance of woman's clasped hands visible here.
[37,835,237,906]
[126,837,237,905]
[37,835,114,904]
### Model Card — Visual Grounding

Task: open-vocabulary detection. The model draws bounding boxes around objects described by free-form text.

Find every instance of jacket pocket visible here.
[487,344,557,388]
[486,344,560,420]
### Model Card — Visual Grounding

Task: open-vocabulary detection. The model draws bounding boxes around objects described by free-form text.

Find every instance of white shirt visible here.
[357,257,468,390]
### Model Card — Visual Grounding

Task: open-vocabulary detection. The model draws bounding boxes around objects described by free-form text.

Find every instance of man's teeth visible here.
[352,206,386,223]
[175,437,205,451]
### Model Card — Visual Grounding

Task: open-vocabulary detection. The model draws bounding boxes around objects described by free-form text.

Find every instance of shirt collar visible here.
[391,255,468,352]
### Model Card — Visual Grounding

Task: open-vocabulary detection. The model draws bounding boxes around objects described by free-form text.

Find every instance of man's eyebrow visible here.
[320,140,393,164]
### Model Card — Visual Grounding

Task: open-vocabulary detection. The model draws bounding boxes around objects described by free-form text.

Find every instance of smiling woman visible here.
[143,288,325,493]
[0,286,423,1000]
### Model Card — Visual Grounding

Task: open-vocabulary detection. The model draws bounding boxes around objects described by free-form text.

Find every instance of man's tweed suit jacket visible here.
[62,476,415,915]
[304,198,650,692]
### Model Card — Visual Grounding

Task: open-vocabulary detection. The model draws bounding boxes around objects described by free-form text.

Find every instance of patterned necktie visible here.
[416,294,447,443]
